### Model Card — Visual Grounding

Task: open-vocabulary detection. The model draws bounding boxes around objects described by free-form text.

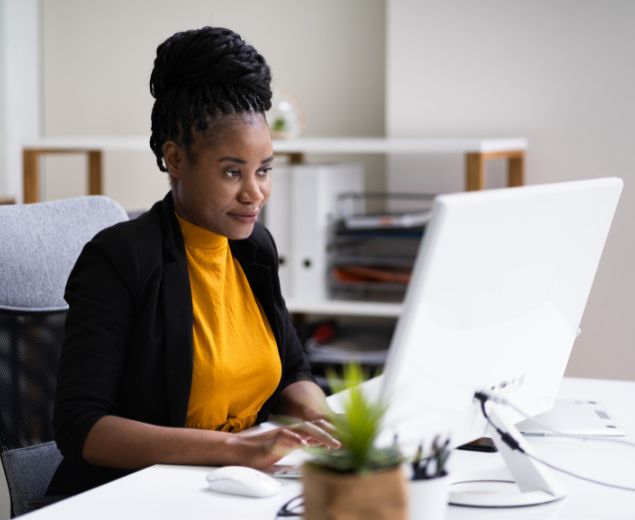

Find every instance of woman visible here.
[48,26,338,496]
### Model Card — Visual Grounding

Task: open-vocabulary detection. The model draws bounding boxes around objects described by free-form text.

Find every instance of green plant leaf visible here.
[308,363,402,473]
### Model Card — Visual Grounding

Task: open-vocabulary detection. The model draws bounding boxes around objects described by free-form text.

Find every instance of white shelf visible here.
[23,136,528,154]
[273,136,528,154]
[285,299,402,318]
[23,136,149,151]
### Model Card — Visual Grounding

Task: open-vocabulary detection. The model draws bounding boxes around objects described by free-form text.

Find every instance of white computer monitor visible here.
[373,177,623,507]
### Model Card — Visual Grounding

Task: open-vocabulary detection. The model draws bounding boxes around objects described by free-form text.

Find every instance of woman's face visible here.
[165,113,273,240]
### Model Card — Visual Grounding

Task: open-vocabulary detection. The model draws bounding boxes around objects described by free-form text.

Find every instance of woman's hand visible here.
[235,419,341,468]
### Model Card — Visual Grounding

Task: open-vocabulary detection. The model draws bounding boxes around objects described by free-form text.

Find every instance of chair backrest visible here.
[0,196,128,516]
[1,441,63,516]
[0,195,128,313]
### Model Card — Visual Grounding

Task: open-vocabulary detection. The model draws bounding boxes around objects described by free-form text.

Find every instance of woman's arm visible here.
[273,380,331,421]
[83,412,339,470]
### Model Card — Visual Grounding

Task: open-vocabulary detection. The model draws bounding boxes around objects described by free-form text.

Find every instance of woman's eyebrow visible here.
[218,156,275,164]
[218,156,246,164]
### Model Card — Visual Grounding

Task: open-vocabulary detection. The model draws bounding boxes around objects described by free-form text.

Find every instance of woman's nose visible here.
[239,177,265,204]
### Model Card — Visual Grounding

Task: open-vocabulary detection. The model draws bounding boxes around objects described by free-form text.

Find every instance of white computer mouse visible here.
[205,466,282,498]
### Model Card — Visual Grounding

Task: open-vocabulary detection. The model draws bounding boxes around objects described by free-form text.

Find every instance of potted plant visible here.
[302,364,407,520]
[409,436,451,520]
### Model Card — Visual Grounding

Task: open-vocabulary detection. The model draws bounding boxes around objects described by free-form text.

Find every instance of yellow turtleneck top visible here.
[176,214,281,432]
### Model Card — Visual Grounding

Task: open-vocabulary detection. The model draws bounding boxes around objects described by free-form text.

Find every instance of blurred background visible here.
[1,0,633,380]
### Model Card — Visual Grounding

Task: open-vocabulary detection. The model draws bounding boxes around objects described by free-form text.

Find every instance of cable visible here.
[473,392,635,493]
[522,451,635,492]
[276,494,303,518]
[481,391,635,449]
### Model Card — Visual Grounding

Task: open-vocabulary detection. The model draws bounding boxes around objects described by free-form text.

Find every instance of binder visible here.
[290,163,363,301]
[263,165,293,298]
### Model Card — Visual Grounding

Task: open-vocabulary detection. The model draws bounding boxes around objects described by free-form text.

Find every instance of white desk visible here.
[23,378,635,519]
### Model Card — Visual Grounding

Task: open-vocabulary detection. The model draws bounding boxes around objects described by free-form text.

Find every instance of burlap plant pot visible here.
[302,463,408,520]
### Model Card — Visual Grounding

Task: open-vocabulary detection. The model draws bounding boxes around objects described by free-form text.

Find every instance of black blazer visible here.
[48,193,312,495]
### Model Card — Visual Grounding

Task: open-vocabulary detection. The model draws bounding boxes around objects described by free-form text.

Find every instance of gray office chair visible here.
[0,196,128,517]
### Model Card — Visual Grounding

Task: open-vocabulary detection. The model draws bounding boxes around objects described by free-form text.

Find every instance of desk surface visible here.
[23,378,635,519]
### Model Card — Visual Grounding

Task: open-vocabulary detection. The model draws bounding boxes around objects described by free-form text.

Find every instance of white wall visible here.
[0,0,5,198]
[41,0,386,209]
[387,0,635,380]
[0,1,39,512]
[0,0,40,202]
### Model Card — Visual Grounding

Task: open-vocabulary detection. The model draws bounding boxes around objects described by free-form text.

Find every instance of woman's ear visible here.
[162,141,183,179]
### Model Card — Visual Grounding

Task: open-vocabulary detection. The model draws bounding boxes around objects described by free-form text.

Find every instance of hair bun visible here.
[150,26,271,109]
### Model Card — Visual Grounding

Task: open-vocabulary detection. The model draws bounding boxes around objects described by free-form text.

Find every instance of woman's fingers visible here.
[268,429,308,458]
[235,420,341,469]
[289,420,341,449]
[311,418,339,437]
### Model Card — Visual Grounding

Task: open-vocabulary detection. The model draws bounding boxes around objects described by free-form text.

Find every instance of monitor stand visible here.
[449,408,568,508]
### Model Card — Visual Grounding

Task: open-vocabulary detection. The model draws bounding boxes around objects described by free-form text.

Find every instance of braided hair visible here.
[149,26,272,172]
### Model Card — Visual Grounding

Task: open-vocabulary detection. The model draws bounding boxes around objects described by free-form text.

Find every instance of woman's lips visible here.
[229,212,258,224]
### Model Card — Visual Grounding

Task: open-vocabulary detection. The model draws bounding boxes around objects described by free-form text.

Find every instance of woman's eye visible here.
[224,169,240,178]
[258,167,273,177]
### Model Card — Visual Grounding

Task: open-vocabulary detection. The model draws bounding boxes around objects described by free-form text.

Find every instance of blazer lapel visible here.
[160,195,193,426]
